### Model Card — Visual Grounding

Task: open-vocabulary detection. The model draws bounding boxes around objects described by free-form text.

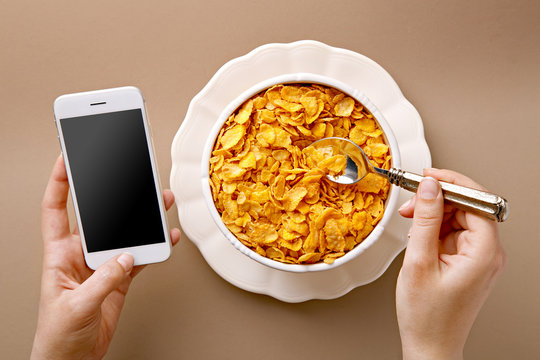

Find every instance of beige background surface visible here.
[1,0,539,359]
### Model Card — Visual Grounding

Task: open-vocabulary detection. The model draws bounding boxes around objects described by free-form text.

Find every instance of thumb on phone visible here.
[74,253,134,311]
[403,177,444,270]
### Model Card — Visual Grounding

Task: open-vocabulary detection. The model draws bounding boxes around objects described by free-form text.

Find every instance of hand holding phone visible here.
[31,154,181,360]
[53,86,172,269]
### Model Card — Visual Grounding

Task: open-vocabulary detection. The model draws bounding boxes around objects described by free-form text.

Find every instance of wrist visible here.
[31,328,78,360]
[402,342,463,360]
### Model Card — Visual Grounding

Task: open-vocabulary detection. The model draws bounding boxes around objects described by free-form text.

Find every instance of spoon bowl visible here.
[309,137,380,184]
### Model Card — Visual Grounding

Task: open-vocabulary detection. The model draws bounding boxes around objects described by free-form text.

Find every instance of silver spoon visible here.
[309,137,509,222]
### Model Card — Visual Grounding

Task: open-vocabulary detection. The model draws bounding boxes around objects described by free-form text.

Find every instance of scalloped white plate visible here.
[170,40,431,302]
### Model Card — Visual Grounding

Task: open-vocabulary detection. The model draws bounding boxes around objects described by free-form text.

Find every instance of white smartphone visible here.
[53,86,171,270]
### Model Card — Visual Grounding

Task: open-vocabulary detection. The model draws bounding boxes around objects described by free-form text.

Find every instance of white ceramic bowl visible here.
[201,73,401,272]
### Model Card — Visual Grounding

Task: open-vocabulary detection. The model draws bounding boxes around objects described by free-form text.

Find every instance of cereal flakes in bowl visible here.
[201,73,401,272]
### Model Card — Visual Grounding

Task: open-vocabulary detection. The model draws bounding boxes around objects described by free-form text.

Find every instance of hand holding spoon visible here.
[309,137,509,222]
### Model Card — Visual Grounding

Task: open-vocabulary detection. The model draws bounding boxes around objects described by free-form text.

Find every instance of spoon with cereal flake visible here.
[308,137,509,222]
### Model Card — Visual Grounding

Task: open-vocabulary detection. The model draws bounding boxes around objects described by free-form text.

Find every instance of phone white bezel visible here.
[53,86,171,270]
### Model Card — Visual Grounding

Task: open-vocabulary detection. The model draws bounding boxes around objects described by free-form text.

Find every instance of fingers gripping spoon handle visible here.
[376,168,509,222]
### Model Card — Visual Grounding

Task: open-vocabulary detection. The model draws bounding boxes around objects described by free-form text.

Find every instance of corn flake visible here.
[220,125,246,150]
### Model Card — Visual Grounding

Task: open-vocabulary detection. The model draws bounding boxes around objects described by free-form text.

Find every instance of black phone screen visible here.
[60,109,165,252]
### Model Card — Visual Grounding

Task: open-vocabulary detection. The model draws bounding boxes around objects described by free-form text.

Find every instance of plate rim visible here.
[170,40,431,302]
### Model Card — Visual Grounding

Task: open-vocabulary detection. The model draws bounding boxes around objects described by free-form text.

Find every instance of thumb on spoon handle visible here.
[387,169,509,222]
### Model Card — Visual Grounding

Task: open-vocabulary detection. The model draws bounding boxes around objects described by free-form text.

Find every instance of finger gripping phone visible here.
[54,86,171,270]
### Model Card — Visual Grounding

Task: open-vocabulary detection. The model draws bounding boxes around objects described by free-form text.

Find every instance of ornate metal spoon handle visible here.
[375,168,509,222]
